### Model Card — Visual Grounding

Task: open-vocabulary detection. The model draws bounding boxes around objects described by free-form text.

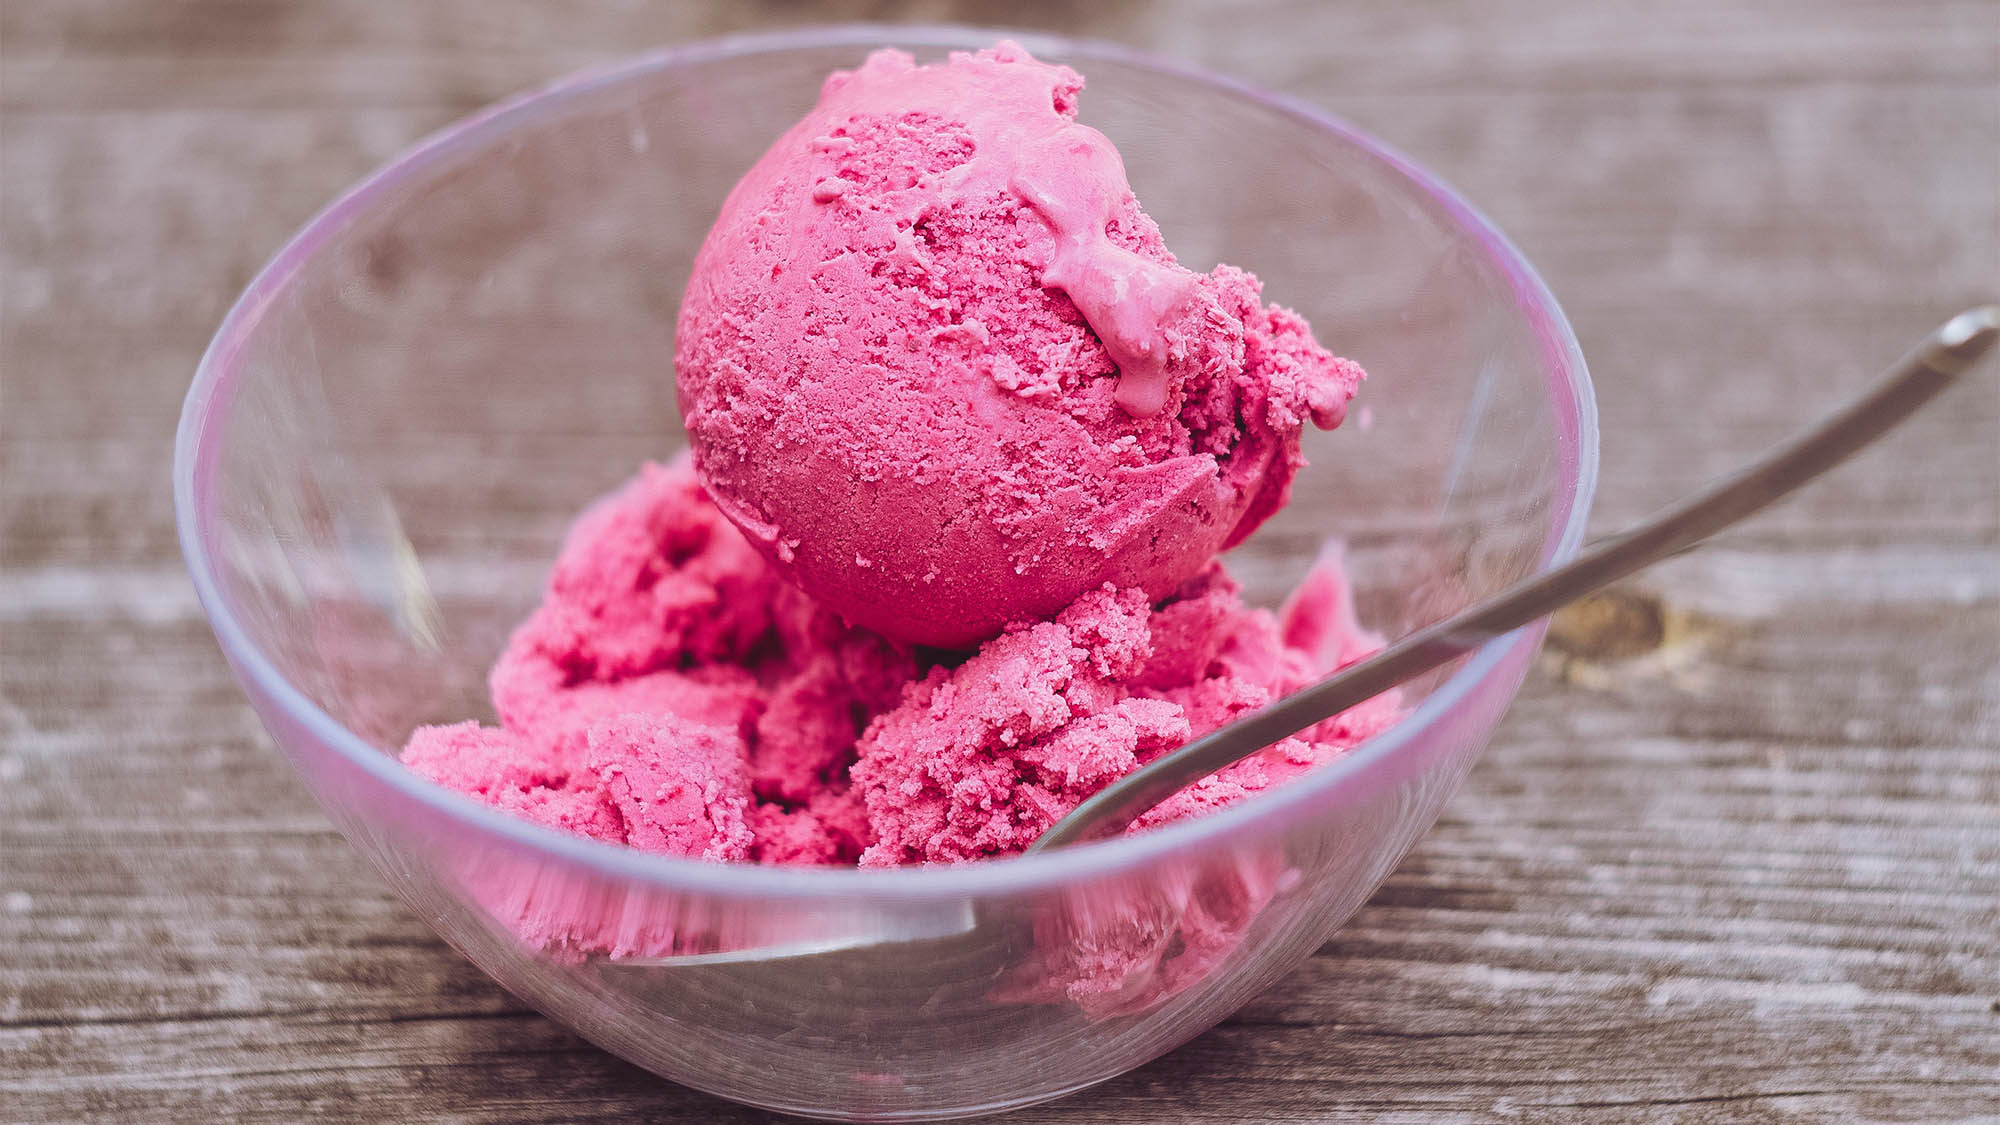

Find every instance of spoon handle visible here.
[1030,306,2000,852]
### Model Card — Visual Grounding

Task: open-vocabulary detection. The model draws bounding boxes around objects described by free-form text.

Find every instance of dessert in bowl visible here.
[175,26,1595,1120]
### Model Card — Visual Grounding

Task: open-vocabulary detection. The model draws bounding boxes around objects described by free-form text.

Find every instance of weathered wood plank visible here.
[4,0,1995,1121]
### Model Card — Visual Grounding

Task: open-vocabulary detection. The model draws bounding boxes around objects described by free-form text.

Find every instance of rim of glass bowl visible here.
[174,23,1598,902]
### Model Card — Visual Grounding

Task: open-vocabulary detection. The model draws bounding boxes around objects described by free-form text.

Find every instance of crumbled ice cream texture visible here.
[404,461,907,867]
[401,459,1396,869]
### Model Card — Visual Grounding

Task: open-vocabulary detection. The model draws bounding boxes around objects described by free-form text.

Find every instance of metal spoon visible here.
[1028,305,2000,852]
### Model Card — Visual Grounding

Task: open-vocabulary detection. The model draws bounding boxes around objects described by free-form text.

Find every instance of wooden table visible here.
[4,2,1995,1120]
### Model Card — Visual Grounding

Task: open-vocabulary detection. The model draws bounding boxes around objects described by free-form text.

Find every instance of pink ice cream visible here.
[406,461,910,867]
[401,44,1392,1016]
[675,42,1363,648]
[851,562,1400,866]
[402,459,1392,869]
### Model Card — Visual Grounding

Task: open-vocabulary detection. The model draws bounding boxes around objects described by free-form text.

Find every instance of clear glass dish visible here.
[174,24,1596,1121]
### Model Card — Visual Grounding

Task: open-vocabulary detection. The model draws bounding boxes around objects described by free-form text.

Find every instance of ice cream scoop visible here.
[675,42,1362,648]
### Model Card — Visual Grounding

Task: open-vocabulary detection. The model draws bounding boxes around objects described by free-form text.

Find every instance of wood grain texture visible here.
[3,1,1996,1121]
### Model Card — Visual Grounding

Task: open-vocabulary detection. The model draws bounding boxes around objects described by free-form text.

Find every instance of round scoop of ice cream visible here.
[676,42,1363,648]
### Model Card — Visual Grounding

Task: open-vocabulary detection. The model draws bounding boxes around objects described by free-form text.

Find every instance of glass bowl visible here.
[174,24,1596,1122]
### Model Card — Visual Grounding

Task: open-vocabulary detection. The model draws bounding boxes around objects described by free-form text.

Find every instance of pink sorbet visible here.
[675,42,1364,648]
[401,459,1393,870]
